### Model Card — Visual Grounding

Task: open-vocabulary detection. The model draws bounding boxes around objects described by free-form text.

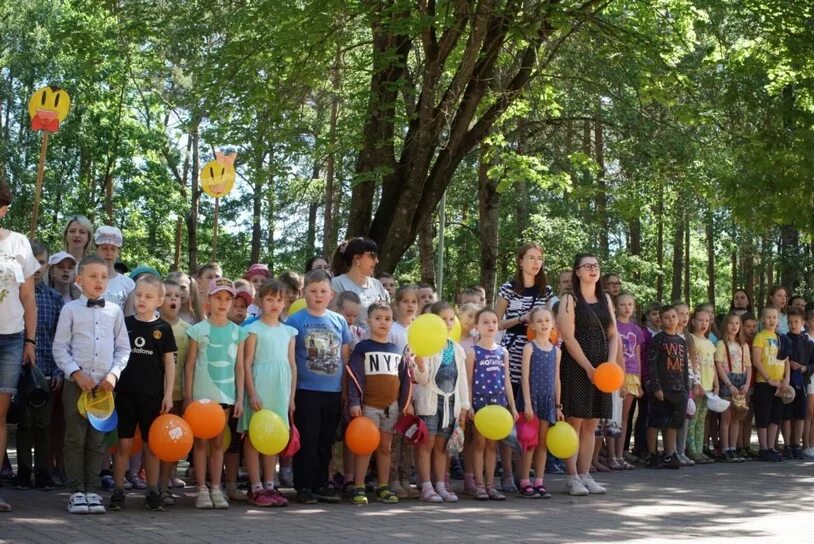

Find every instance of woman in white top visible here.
[330,237,389,331]
[0,182,39,512]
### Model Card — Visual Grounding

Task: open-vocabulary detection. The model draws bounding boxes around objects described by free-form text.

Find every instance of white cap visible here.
[48,251,77,266]
[94,225,123,247]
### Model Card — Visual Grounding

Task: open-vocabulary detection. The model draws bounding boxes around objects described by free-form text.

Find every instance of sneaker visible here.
[145,489,164,511]
[50,468,67,487]
[580,473,606,494]
[195,487,214,509]
[645,453,663,469]
[210,487,230,509]
[68,492,90,514]
[565,475,589,496]
[86,493,106,514]
[101,474,115,493]
[678,453,695,466]
[803,447,814,461]
[770,448,785,461]
[248,488,276,507]
[389,480,410,499]
[375,485,399,504]
[128,475,147,490]
[267,488,289,507]
[436,486,458,503]
[296,489,317,505]
[226,484,248,501]
[160,490,175,506]
[792,446,804,460]
[545,457,565,474]
[278,470,294,489]
[450,458,465,480]
[171,477,186,488]
[13,473,31,490]
[315,486,341,504]
[662,454,681,469]
[689,452,707,464]
[351,486,368,505]
[499,478,518,494]
[758,449,781,462]
[34,472,55,491]
[783,445,793,460]
[109,489,126,511]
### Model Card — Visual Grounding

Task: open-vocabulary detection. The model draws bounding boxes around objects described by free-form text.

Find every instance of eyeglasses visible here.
[578,263,600,271]
[606,281,621,286]
[524,256,545,264]
[365,251,378,259]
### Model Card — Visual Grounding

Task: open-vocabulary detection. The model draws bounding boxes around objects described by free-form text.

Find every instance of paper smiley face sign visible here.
[200,151,237,198]
[28,86,71,133]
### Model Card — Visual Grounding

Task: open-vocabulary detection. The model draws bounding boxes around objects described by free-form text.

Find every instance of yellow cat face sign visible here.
[200,151,237,198]
[28,86,71,133]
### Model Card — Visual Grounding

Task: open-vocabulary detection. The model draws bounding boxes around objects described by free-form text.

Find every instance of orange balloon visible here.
[526,324,536,341]
[526,325,558,344]
[149,414,194,462]
[594,362,624,393]
[184,399,226,439]
[550,327,558,344]
[345,416,381,455]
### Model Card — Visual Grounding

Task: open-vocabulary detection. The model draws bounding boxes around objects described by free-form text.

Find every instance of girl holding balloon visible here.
[517,307,562,498]
[466,308,519,501]
[557,254,619,496]
[240,280,297,507]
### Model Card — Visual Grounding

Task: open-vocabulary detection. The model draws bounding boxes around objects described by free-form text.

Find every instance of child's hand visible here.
[350,405,362,418]
[49,374,64,391]
[72,371,94,392]
[790,360,802,370]
[524,407,534,422]
[233,403,243,419]
[768,379,781,389]
[459,410,468,425]
[415,356,425,372]
[654,390,664,401]
[97,373,117,392]
[620,386,628,397]
[713,386,719,396]
[250,394,263,412]
[692,384,702,399]
[467,409,475,421]
[729,384,739,396]
[636,387,644,398]
[161,396,173,414]
[739,385,748,396]
[403,403,415,416]
[510,407,519,421]
[556,408,564,421]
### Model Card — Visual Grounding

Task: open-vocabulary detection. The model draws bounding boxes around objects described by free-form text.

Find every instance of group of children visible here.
[6,217,814,515]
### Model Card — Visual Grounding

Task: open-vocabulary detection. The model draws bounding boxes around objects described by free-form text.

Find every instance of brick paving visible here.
[2,460,814,543]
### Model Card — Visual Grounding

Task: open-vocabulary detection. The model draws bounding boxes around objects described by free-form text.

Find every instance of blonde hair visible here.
[62,215,95,258]
[168,270,204,322]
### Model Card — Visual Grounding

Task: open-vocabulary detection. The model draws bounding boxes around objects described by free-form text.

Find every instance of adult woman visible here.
[61,214,94,262]
[557,253,619,496]
[330,237,389,330]
[767,285,789,334]
[494,243,553,491]
[0,182,39,512]
[602,273,622,301]
[305,255,330,273]
[729,289,753,317]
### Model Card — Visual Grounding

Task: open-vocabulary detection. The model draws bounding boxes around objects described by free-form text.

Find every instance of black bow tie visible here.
[87,298,106,308]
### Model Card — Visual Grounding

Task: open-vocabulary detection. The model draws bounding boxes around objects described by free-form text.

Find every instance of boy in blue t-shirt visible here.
[286,270,351,505]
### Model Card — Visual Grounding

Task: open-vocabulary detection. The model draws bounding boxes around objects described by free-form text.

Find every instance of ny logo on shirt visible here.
[364,352,402,376]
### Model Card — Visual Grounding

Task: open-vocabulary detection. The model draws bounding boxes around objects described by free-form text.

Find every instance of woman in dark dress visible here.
[557,254,619,496]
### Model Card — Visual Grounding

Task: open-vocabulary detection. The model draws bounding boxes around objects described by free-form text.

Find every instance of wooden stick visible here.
[29,132,50,238]
[212,197,219,261]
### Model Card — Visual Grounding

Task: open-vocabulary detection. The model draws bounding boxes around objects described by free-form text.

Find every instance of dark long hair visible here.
[331,237,379,276]
[513,243,548,296]
[729,288,753,313]
[570,253,607,312]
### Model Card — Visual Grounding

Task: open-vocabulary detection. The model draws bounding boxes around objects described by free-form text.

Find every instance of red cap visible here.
[235,290,253,306]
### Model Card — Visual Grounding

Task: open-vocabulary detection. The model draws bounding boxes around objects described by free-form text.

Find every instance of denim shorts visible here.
[0,332,24,394]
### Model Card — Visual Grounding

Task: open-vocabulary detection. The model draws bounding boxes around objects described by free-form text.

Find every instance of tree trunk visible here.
[478,144,500,305]
[187,116,201,274]
[656,184,665,301]
[515,181,528,241]
[323,45,341,257]
[418,216,435,288]
[306,160,321,255]
[266,148,276,273]
[629,217,641,281]
[741,236,755,302]
[250,147,266,265]
[670,199,684,304]
[779,225,799,291]
[594,115,609,259]
[706,209,715,307]
[684,208,690,306]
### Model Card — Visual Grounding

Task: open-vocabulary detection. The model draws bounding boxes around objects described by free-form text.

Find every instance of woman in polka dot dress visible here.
[466,308,519,501]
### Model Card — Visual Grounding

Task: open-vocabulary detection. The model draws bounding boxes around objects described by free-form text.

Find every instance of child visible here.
[804,311,814,459]
[185,278,247,509]
[346,301,412,505]
[673,302,698,466]
[243,264,269,318]
[109,275,176,511]
[417,283,437,309]
[53,255,131,514]
[196,263,223,300]
[336,291,365,350]
[376,272,397,300]
[614,293,644,469]
[48,251,80,302]
[737,313,759,458]
[517,307,561,498]
[715,312,751,462]
[782,308,811,459]
[458,302,482,351]
[14,241,63,491]
[686,309,718,463]
[389,285,419,354]
[167,270,203,324]
[413,301,470,503]
[286,269,351,504]
[158,278,191,501]
[229,289,253,325]
[241,280,297,507]
[751,307,789,461]
[93,226,135,313]
[279,270,304,315]
[466,308,519,500]
[646,305,689,469]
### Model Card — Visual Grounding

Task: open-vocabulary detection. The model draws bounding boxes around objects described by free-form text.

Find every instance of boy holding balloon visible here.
[109,275,176,511]
[346,301,412,505]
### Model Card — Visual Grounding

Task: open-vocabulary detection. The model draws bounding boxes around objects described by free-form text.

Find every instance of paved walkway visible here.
[2,461,814,543]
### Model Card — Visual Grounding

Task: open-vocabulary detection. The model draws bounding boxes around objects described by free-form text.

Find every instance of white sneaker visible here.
[210,487,230,509]
[195,486,214,509]
[803,448,814,460]
[565,475,589,496]
[678,453,695,466]
[580,473,606,494]
[68,492,89,514]
[86,493,106,514]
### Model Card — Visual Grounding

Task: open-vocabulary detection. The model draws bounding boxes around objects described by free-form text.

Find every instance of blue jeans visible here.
[0,332,23,394]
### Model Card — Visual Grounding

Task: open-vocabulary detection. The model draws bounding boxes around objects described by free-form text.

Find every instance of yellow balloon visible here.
[28,85,71,132]
[248,410,289,456]
[407,313,448,357]
[288,298,307,315]
[546,421,579,459]
[200,152,237,198]
[473,405,514,441]
[450,316,462,342]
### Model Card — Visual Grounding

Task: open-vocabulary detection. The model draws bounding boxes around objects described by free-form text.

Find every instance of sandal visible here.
[534,485,552,499]
[485,485,506,501]
[622,459,636,470]
[593,460,611,472]
[473,485,489,501]
[519,485,540,498]
[609,458,624,470]
[420,487,443,503]
[500,478,517,494]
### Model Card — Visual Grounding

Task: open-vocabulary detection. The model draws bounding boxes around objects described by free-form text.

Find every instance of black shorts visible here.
[648,391,688,430]
[782,384,807,421]
[753,382,784,427]
[116,393,162,441]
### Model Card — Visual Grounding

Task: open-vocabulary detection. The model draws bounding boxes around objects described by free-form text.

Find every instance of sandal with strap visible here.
[485,485,506,501]
[519,485,540,498]
[420,487,443,503]
[534,485,552,499]
[609,458,625,470]
[473,485,489,501]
